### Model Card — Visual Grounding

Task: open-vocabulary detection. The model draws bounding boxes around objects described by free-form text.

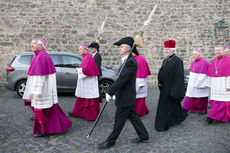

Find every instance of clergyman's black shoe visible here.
[156,126,169,132]
[98,140,115,149]
[131,137,149,143]
[68,112,76,117]
[30,116,35,121]
[33,133,48,138]
[198,111,207,115]
[206,117,214,124]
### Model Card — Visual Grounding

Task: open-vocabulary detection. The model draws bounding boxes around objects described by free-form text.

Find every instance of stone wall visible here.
[0,0,230,86]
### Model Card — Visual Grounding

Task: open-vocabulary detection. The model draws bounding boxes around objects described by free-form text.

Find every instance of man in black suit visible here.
[89,42,102,102]
[97,37,149,149]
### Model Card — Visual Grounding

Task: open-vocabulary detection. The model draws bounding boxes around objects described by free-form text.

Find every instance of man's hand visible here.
[106,93,112,102]
[28,94,33,99]
[76,67,79,72]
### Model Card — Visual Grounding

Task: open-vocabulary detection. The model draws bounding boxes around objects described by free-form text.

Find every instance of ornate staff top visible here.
[134,4,158,48]
[96,21,105,44]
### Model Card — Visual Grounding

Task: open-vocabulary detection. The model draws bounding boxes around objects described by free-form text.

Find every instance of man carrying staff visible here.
[68,44,100,121]
[155,40,187,132]
[23,38,72,137]
[183,50,210,114]
[205,45,230,124]
[98,37,149,149]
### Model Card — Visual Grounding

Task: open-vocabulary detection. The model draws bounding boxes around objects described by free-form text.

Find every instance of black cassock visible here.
[155,54,188,131]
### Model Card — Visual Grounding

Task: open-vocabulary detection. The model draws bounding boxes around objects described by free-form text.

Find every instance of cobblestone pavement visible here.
[0,87,230,153]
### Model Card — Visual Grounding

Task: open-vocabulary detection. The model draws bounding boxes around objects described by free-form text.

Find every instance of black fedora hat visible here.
[113,37,134,48]
[88,42,100,51]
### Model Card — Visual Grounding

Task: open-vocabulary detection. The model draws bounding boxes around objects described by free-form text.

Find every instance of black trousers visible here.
[107,106,149,143]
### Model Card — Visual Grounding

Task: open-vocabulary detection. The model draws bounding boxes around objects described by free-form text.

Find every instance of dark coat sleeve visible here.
[94,53,102,76]
[170,58,185,99]
[107,57,136,96]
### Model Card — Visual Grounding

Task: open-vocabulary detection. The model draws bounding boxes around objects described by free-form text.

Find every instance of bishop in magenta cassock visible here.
[69,44,100,121]
[183,50,210,113]
[205,45,230,124]
[132,47,151,116]
[23,39,72,137]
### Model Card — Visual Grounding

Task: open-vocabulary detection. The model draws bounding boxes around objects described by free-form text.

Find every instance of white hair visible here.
[81,46,89,51]
[215,45,224,50]
[170,48,176,51]
[37,39,45,49]
[123,44,131,50]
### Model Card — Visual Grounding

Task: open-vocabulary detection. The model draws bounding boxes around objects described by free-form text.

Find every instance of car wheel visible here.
[99,79,113,98]
[16,80,27,97]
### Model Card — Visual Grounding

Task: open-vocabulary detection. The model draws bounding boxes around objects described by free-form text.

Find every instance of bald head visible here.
[215,45,224,58]
[192,50,201,60]
[224,47,230,56]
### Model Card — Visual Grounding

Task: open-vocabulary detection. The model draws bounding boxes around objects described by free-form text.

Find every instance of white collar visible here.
[92,52,97,57]
[121,55,129,64]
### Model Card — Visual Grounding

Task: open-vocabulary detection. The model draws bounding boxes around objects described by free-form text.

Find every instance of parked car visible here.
[5,52,117,98]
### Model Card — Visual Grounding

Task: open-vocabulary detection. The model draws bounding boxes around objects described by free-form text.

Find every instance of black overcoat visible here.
[107,55,137,107]
[155,54,187,131]
[94,52,102,76]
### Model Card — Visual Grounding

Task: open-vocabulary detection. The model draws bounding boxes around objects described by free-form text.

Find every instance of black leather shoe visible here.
[198,111,207,115]
[156,126,169,132]
[33,133,48,138]
[131,137,149,143]
[98,140,115,149]
[68,112,76,117]
[30,116,35,121]
[206,117,213,124]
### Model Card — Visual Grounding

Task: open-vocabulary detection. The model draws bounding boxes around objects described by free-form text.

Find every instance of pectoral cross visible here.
[215,70,218,74]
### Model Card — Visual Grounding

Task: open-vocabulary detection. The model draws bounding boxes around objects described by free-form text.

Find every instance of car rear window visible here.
[8,56,16,66]
[18,55,33,65]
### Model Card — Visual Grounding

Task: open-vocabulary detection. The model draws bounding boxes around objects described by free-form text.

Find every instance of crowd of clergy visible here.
[22,37,230,149]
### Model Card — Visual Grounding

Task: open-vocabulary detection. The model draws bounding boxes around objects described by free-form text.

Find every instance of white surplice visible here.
[75,68,99,98]
[136,78,148,99]
[186,72,210,98]
[23,73,58,109]
[205,76,230,102]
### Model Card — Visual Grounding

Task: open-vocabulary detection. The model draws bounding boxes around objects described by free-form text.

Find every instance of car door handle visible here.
[65,72,71,74]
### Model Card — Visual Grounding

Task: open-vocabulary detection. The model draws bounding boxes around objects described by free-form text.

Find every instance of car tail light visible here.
[6,66,15,71]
